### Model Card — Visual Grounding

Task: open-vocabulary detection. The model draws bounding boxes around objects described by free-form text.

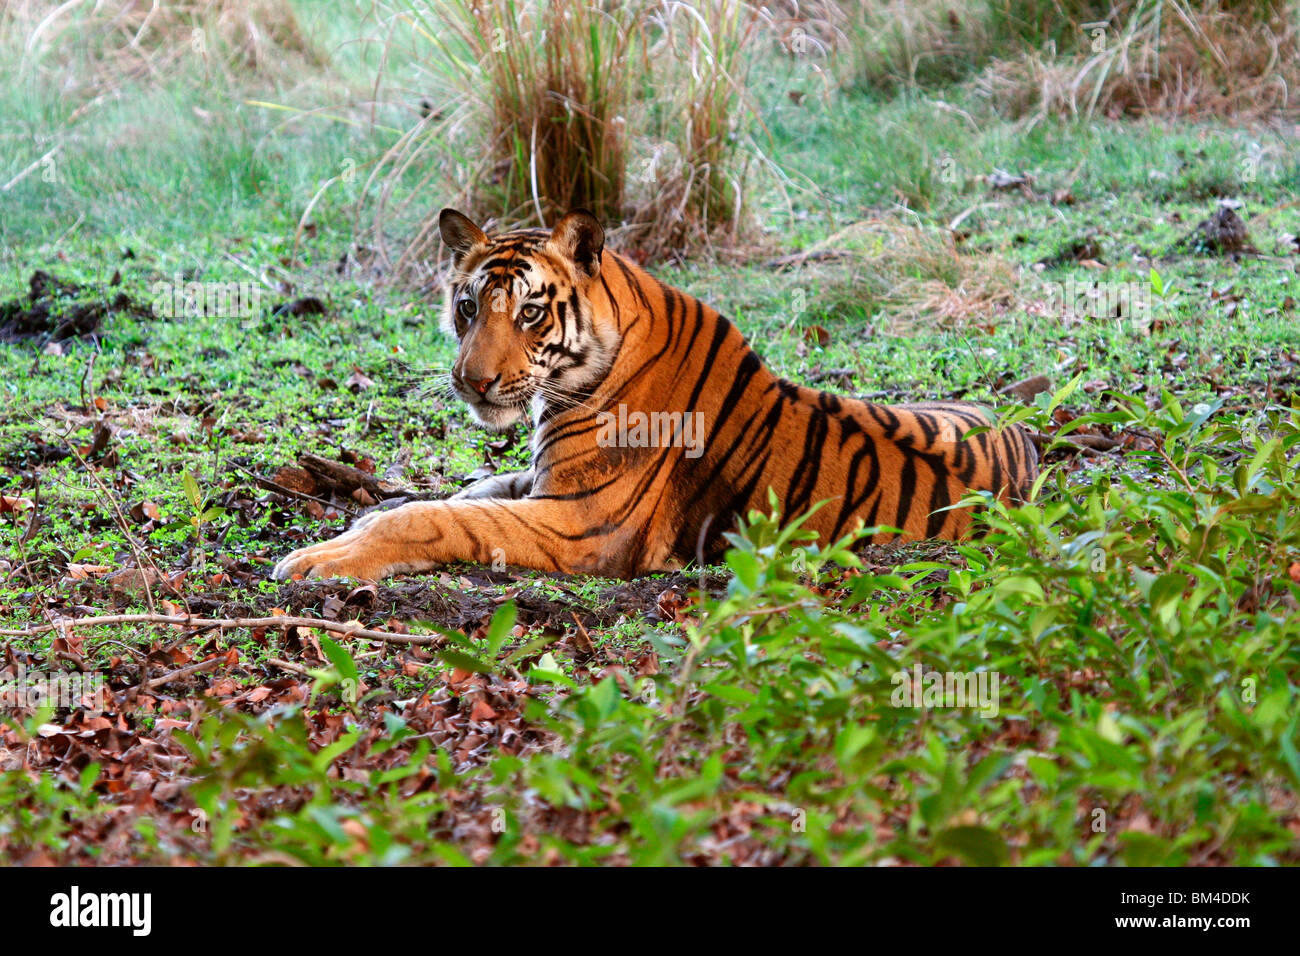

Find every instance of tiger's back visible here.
[525,259,1038,571]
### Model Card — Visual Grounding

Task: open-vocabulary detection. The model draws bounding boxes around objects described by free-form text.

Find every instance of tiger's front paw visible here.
[271,529,389,582]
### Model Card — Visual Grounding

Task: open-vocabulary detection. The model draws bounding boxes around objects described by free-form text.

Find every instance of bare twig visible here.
[137,656,222,693]
[1,144,61,192]
[266,657,311,676]
[80,352,97,412]
[0,613,446,647]
[228,460,358,515]
[1027,431,1122,454]
[61,431,163,616]
[19,476,41,545]
[299,453,400,500]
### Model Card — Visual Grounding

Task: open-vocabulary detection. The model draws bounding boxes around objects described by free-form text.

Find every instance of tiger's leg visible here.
[451,469,533,500]
[270,496,629,581]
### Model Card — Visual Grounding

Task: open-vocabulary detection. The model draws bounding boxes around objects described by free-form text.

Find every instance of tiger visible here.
[271,208,1037,582]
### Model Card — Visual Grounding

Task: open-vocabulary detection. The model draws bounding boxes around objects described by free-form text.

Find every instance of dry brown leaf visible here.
[66,563,111,580]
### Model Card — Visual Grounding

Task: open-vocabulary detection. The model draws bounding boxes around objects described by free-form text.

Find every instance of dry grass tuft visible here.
[360,0,777,279]
[618,1,772,258]
[826,1,1298,121]
[975,1,1300,121]
[835,0,996,91]
[4,0,324,97]
[783,218,1023,330]
[409,1,641,226]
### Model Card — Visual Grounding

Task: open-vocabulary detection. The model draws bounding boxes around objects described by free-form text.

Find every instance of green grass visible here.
[1,3,1298,866]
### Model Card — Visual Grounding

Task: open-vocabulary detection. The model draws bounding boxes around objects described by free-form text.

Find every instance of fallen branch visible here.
[1,144,61,193]
[0,614,445,647]
[1028,431,1121,454]
[266,657,311,676]
[299,453,400,501]
[137,656,222,693]
[231,460,358,515]
[999,374,1052,404]
[20,477,41,545]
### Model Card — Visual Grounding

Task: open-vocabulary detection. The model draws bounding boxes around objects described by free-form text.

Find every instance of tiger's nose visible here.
[465,375,496,395]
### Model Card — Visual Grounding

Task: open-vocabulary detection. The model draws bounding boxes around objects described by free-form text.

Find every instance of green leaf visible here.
[1148,266,1165,297]
[588,676,623,719]
[504,631,559,665]
[318,635,359,683]
[182,470,202,509]
[1119,832,1174,866]
[935,825,1008,866]
[438,649,492,674]
[702,682,757,705]
[485,601,517,658]
[1026,756,1058,788]
[311,730,360,773]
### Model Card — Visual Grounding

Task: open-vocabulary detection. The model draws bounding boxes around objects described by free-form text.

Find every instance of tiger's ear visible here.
[439,208,489,263]
[547,209,604,280]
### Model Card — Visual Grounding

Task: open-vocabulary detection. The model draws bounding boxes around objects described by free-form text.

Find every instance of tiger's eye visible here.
[457,298,477,320]
[520,304,545,325]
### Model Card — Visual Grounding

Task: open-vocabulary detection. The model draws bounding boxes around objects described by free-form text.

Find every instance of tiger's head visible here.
[438,208,619,430]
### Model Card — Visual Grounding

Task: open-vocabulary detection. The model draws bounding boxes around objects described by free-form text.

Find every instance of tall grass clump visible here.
[983,0,1118,49]
[977,0,1300,120]
[838,0,998,91]
[620,0,765,253]
[770,218,1022,330]
[835,0,1298,120]
[361,0,772,276]
[832,0,1116,92]
[409,0,642,225]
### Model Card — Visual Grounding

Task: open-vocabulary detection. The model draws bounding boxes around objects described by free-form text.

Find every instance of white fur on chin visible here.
[468,400,527,430]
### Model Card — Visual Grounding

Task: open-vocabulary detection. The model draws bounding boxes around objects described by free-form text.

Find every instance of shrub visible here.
[362,0,772,274]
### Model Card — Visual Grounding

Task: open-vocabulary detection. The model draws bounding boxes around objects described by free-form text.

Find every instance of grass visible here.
[841,1,1300,121]
[362,0,769,268]
[0,1,1298,865]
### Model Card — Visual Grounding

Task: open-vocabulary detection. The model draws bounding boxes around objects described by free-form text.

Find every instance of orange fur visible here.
[273,210,1036,581]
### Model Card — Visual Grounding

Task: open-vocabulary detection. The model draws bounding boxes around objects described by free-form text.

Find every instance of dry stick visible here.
[68,443,160,616]
[4,478,41,591]
[79,352,97,413]
[0,614,446,647]
[92,639,148,661]
[19,475,41,545]
[220,250,284,292]
[1,144,61,192]
[38,411,166,616]
[266,657,311,676]
[137,656,222,693]
[298,453,395,500]
[228,460,358,516]
[947,201,1004,233]
[1027,431,1121,454]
